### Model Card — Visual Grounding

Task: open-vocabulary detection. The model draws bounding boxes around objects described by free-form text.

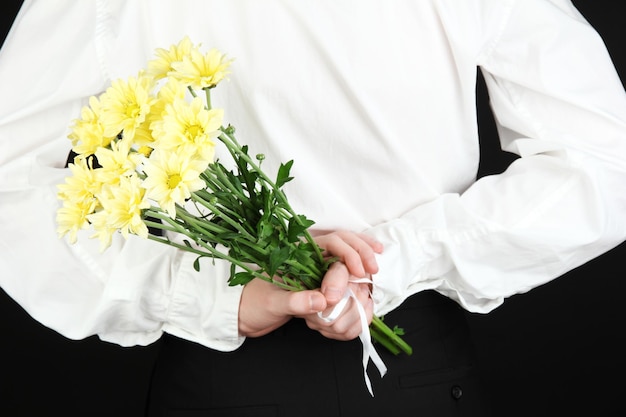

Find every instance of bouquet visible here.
[56,37,412,362]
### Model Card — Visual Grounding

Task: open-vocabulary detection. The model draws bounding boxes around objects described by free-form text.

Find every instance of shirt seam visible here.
[478,0,518,65]
[95,0,112,82]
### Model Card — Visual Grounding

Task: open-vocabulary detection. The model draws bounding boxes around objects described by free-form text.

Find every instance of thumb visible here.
[281,289,327,316]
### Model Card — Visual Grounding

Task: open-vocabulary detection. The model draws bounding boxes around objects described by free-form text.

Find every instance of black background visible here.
[1,1,625,415]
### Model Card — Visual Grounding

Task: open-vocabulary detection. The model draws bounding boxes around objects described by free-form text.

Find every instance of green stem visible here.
[282,258,324,282]
[143,219,180,234]
[146,205,308,291]
[204,86,323,266]
[204,87,212,109]
[147,216,303,291]
[369,325,401,356]
[371,316,413,356]
[189,192,257,243]
[202,163,249,204]
[217,129,325,264]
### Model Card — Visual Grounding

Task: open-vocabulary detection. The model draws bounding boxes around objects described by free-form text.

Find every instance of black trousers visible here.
[145,290,490,416]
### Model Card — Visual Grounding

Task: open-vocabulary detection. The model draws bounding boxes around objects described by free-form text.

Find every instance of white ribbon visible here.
[318,278,387,396]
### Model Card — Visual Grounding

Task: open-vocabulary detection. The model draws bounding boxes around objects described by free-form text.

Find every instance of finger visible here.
[308,297,370,341]
[320,261,350,305]
[280,288,328,316]
[304,285,374,341]
[319,230,383,254]
[354,283,374,325]
[322,232,381,276]
[353,232,384,254]
[350,281,373,312]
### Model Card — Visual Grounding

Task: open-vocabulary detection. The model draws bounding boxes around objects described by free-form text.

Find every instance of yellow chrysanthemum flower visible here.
[56,198,96,244]
[68,95,115,156]
[152,77,188,116]
[146,36,194,81]
[133,120,156,150]
[100,74,157,142]
[86,209,117,252]
[89,175,150,250]
[161,76,188,99]
[140,77,188,151]
[152,97,223,162]
[94,140,137,186]
[57,157,102,206]
[170,47,232,90]
[141,149,208,218]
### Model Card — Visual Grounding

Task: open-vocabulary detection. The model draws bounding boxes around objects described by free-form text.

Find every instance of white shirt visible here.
[1,0,626,352]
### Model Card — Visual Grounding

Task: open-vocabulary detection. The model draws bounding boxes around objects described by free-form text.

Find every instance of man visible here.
[2,1,626,415]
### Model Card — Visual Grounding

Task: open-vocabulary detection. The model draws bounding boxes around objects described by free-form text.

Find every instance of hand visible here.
[238,277,328,338]
[299,230,381,341]
[298,261,375,341]
[238,230,382,339]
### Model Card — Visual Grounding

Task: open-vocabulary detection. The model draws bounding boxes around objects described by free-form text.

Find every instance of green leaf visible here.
[230,262,236,280]
[268,246,291,277]
[292,245,317,266]
[393,325,406,336]
[276,160,294,188]
[229,271,256,286]
[287,215,315,242]
[193,256,202,271]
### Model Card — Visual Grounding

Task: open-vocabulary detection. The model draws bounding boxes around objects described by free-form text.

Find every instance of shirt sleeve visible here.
[0,0,244,351]
[367,0,626,316]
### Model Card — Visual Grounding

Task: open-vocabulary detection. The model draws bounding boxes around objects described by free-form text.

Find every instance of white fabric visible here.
[1,0,626,351]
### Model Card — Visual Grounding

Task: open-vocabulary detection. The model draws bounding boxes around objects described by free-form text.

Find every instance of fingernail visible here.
[310,294,325,312]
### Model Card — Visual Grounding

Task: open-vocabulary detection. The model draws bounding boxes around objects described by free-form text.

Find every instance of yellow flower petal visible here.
[152,97,222,162]
[142,149,208,218]
[146,36,194,81]
[170,47,233,90]
[100,74,157,141]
